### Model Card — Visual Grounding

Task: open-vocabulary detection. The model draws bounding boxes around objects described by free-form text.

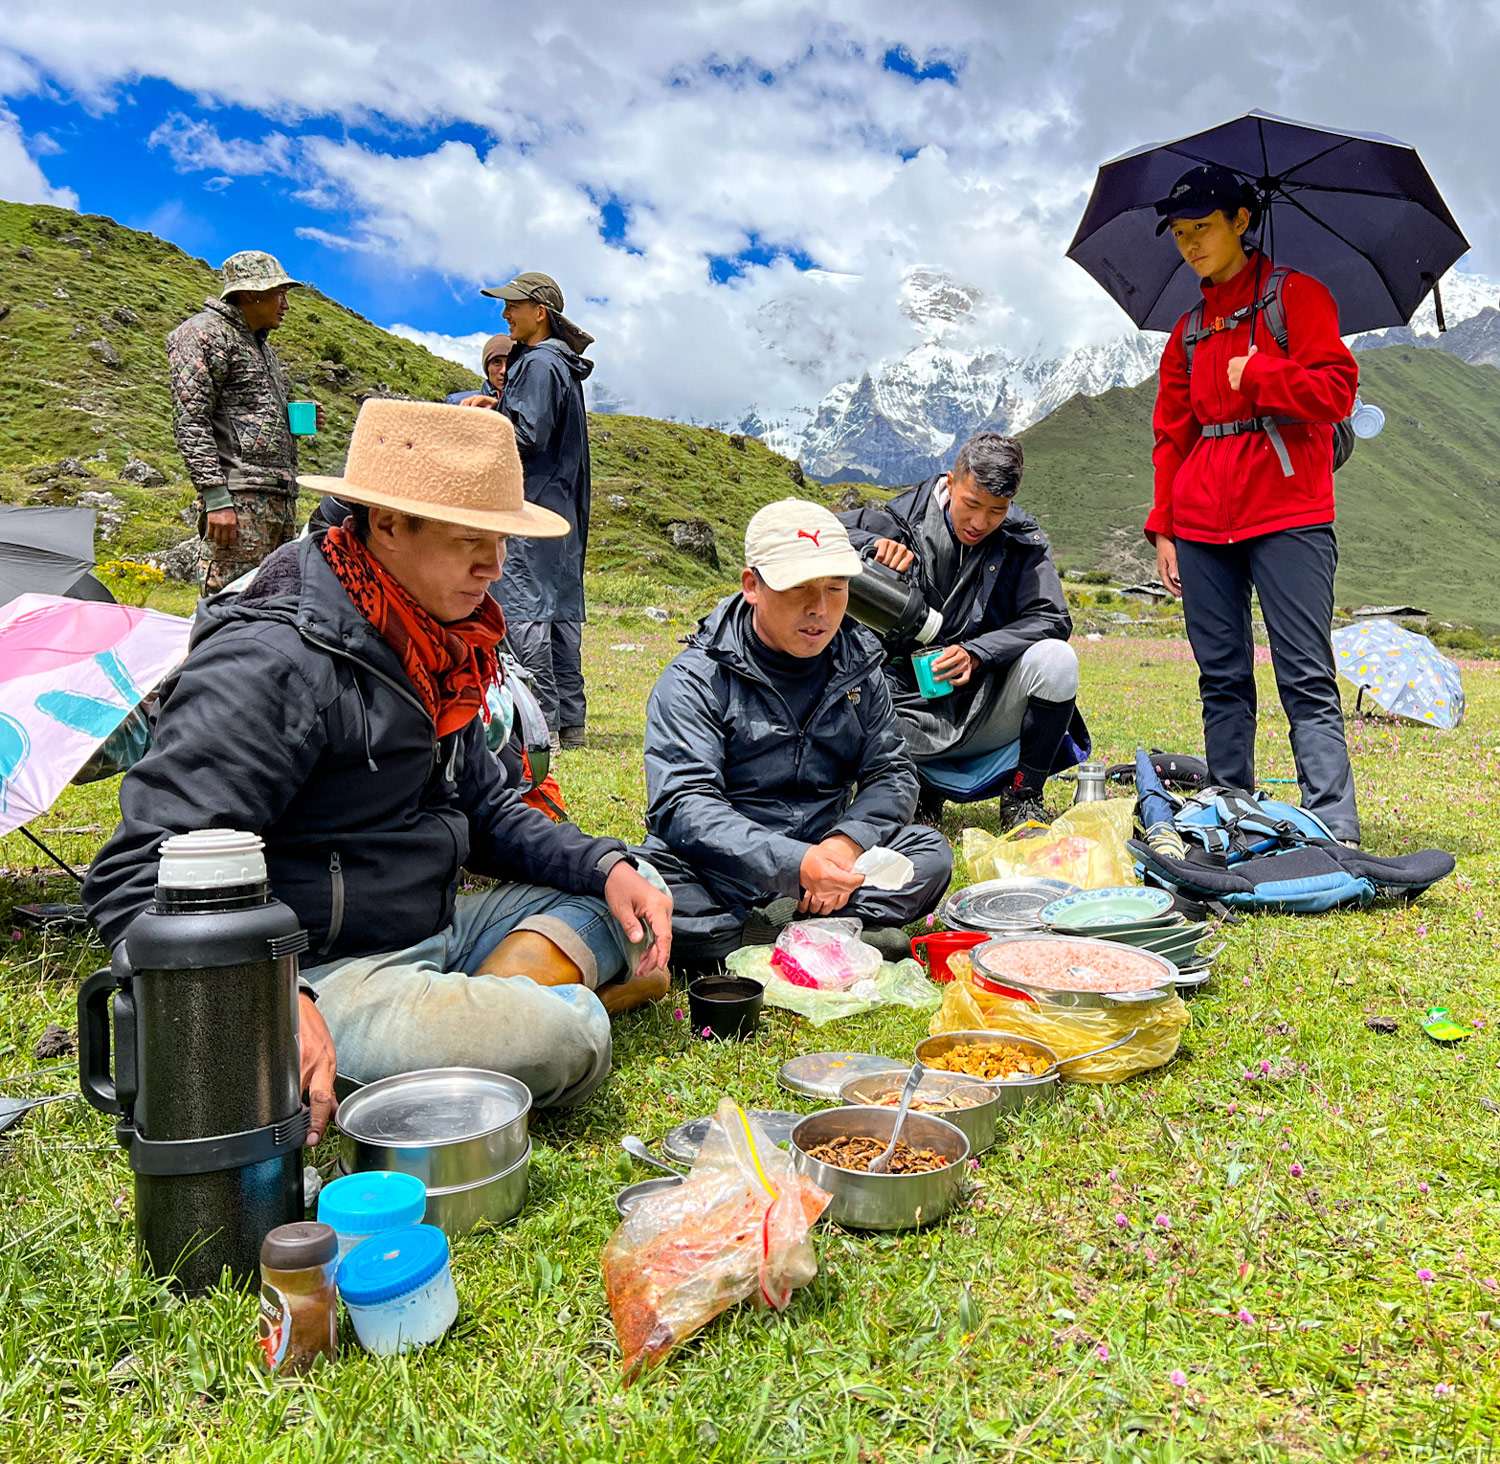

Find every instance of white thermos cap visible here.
[915,607,943,646]
[156,829,268,889]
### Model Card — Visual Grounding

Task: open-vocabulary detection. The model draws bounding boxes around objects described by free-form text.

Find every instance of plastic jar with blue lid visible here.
[317,1171,427,1259]
[337,1223,457,1356]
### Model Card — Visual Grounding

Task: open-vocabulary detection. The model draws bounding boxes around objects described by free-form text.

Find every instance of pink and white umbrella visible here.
[0,594,192,837]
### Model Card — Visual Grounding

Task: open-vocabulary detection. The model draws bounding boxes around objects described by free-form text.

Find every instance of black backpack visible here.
[1182,266,1356,476]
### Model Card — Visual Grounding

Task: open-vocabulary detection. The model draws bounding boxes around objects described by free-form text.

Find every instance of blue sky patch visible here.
[707,233,818,284]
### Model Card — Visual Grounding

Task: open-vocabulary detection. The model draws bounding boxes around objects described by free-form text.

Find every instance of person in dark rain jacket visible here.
[841,433,1086,828]
[478,272,595,747]
[641,500,953,965]
[1147,165,1361,843]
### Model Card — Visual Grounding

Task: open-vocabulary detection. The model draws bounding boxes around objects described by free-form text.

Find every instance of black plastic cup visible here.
[687,975,764,1041]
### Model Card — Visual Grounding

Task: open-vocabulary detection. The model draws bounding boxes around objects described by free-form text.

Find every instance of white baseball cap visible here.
[745,499,864,591]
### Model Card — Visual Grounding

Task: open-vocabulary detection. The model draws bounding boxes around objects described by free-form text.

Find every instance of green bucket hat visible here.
[219,250,303,299]
[480,270,595,355]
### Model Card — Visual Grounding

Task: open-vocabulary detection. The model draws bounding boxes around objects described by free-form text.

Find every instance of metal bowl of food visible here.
[336,1067,532,1188]
[790,1107,969,1231]
[912,1030,1061,1110]
[838,1069,1000,1155]
[970,934,1178,1009]
[614,1174,686,1218]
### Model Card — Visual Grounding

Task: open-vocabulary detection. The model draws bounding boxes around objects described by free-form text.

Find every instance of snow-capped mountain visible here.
[746,266,1500,486]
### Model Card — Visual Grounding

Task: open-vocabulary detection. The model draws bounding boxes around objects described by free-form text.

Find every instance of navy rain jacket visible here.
[641,595,919,907]
[493,338,593,624]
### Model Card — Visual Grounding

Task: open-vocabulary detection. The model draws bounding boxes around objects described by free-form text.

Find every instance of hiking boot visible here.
[559,725,587,750]
[860,924,912,964]
[999,789,1052,832]
[741,895,799,948]
[916,791,946,828]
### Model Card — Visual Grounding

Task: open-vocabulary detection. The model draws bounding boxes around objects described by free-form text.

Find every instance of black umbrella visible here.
[0,505,114,608]
[1067,109,1469,336]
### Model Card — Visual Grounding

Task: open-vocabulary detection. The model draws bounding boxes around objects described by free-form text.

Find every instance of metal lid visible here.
[776,1052,906,1101]
[336,1224,449,1306]
[261,1220,337,1271]
[157,829,267,889]
[335,1068,532,1146]
[942,878,1079,934]
[662,1109,804,1166]
[317,1170,427,1234]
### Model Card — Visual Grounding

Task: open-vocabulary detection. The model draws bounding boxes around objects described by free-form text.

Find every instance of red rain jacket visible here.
[1146,253,1359,545]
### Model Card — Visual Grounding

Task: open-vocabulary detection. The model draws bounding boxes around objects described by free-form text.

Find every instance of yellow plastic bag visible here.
[928,971,1188,1083]
[960,799,1136,890]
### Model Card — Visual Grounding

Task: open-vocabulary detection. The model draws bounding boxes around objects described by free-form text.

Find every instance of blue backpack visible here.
[1131,787,1454,915]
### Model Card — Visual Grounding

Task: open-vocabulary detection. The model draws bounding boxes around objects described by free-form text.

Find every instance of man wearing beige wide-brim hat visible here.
[86,399,673,1137]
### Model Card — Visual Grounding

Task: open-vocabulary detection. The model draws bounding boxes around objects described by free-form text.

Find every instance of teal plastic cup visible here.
[287,401,317,435]
[912,647,953,699]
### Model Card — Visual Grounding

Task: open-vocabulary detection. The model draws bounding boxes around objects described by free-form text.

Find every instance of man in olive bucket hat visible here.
[166,250,324,594]
[85,399,673,1137]
[479,271,596,748]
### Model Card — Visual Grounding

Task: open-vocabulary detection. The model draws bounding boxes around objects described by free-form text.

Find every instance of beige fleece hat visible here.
[745,498,863,590]
[299,399,568,537]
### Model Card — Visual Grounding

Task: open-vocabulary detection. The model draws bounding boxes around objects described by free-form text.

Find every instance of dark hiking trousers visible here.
[1175,525,1360,842]
[506,619,586,733]
[641,823,954,964]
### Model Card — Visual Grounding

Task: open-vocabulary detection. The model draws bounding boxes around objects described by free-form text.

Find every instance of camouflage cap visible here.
[480,270,564,309]
[219,250,302,299]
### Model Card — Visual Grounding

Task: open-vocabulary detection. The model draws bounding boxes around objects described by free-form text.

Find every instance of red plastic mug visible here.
[908,930,989,982]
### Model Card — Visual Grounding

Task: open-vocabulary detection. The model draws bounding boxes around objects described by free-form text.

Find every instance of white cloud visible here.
[386,323,489,375]
[148,112,295,175]
[2,2,1498,421]
[0,104,75,207]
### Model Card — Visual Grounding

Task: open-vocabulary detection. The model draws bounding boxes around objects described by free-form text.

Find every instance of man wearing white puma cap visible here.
[640,499,953,966]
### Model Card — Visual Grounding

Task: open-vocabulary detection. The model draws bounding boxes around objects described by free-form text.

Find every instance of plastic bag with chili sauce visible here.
[602,1099,831,1380]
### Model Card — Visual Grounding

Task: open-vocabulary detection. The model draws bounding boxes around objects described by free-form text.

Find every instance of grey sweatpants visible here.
[950,639,1080,758]
[507,620,585,732]
[1175,525,1359,842]
[302,882,631,1109]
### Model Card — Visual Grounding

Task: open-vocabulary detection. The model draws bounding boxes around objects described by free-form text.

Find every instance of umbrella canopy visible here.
[1331,618,1464,729]
[0,505,114,608]
[1067,110,1469,335]
[0,594,192,837]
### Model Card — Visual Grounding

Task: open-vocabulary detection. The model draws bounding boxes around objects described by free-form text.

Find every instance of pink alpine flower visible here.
[1290,1162,1304,1178]
[1237,1308,1255,1326]
[1417,1268,1435,1284]
[1096,1343,1110,1362]
[1169,1369,1187,1388]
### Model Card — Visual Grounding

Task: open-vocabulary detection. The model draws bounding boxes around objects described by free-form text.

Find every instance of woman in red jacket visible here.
[1147,164,1361,843]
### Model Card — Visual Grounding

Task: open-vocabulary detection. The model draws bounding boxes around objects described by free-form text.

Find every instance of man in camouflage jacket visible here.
[167,251,318,593]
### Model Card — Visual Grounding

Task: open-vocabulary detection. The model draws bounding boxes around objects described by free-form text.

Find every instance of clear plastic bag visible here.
[727,946,941,1026]
[602,1100,831,1380]
[929,972,1188,1083]
[961,800,1136,889]
[770,918,881,990]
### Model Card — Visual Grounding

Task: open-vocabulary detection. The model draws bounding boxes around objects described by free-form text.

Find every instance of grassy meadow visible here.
[1,609,1497,1463]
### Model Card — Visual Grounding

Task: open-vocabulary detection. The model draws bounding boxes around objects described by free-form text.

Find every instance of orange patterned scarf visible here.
[321,522,505,737]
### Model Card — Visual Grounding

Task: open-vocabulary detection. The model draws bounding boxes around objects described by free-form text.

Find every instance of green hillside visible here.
[0,199,851,598]
[1018,346,1500,628]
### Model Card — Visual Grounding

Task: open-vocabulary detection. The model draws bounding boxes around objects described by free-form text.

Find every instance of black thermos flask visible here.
[79,829,311,1294]
[845,557,943,649]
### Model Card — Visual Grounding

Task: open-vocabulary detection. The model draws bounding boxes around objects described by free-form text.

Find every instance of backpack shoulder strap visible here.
[1181,301,1206,377]
[1259,267,1291,352]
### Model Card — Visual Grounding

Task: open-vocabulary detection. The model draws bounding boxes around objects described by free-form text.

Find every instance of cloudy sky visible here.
[1,1,1495,423]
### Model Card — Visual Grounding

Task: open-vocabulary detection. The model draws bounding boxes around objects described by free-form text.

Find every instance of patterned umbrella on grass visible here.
[1331,618,1464,729]
[0,594,191,836]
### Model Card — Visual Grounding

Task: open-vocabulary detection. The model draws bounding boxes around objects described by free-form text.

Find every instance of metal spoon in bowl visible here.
[622,1134,687,1177]
[867,1061,925,1175]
